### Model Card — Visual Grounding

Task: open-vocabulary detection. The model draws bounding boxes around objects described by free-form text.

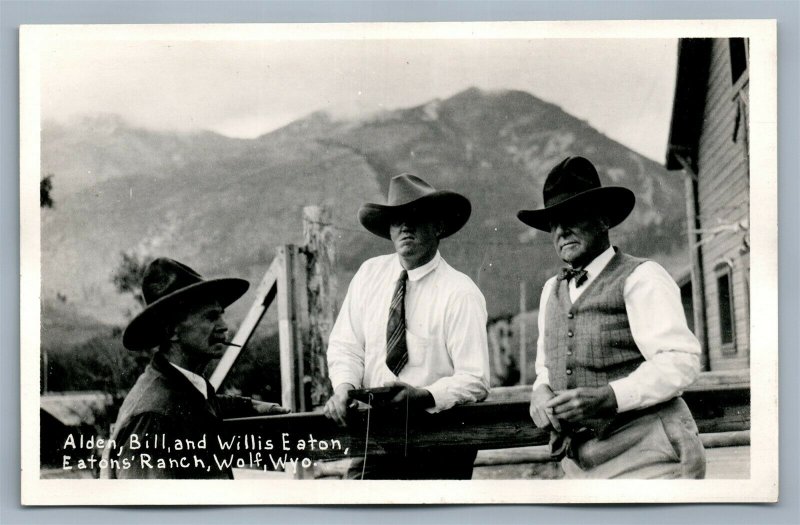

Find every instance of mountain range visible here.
[40,87,688,349]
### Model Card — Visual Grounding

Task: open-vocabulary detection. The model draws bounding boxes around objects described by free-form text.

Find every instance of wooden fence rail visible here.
[223,372,749,462]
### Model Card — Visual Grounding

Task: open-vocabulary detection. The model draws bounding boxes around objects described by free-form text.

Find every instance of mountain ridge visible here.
[41,87,687,343]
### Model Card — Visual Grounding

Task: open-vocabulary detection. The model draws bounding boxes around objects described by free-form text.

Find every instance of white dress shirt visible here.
[533,246,702,412]
[170,362,208,399]
[327,251,491,413]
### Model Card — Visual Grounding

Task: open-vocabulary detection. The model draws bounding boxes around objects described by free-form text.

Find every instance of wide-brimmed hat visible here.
[122,258,249,351]
[517,156,635,232]
[358,173,471,239]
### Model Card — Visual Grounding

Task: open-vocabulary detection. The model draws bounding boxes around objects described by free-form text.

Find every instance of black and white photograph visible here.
[19,20,777,504]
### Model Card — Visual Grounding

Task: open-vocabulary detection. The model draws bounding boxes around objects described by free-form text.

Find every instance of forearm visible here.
[620,262,703,411]
[424,372,489,413]
[609,351,700,412]
[327,343,365,390]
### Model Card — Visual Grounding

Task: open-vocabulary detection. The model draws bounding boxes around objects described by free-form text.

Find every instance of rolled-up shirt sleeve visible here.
[327,272,366,390]
[609,262,702,412]
[532,277,556,392]
[425,289,490,413]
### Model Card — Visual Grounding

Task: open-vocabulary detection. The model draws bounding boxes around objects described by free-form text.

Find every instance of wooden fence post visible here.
[302,205,337,408]
[277,245,307,412]
[518,281,527,385]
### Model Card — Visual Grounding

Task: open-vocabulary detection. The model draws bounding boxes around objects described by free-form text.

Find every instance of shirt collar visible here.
[169,362,209,399]
[582,246,616,280]
[395,250,442,282]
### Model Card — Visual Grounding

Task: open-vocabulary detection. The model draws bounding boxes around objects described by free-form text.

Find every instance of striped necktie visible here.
[385,269,409,375]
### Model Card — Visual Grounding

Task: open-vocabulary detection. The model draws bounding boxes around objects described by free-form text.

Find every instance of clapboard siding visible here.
[695,38,750,371]
[699,160,747,202]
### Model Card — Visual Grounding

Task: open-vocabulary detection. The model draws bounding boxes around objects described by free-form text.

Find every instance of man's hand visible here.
[545,385,617,424]
[529,385,561,431]
[323,383,357,427]
[384,381,435,410]
[251,400,291,415]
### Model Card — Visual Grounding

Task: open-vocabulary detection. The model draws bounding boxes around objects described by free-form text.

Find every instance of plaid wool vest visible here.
[544,250,647,391]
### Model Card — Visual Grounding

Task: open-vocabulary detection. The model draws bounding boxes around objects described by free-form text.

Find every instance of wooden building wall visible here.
[695,39,750,371]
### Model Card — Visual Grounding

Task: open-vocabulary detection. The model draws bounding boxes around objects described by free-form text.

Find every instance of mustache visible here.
[558,237,578,247]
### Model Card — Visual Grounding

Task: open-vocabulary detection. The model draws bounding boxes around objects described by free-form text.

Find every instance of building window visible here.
[715,262,736,354]
[729,38,748,84]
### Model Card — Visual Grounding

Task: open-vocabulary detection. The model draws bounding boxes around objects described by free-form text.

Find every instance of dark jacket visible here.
[101,353,254,479]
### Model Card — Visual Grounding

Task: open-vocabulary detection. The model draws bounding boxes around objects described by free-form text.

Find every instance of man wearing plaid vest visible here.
[519,156,706,479]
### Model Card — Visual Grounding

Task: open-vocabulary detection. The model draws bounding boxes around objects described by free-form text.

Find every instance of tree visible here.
[40,174,54,208]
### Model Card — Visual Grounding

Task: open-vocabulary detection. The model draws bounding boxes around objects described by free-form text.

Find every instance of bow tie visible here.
[558,267,588,287]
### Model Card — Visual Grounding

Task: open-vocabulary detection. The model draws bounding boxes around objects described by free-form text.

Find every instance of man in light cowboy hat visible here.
[520,156,705,479]
[324,173,491,479]
[101,258,288,479]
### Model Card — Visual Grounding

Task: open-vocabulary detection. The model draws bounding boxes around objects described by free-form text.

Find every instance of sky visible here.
[41,37,678,162]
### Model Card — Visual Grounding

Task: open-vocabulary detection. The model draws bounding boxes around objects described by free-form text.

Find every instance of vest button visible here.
[567,330,574,337]
[567,313,574,319]
[566,368,572,375]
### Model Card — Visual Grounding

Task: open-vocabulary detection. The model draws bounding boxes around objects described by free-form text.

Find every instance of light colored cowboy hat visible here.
[358,173,472,239]
[517,156,635,232]
[122,258,249,351]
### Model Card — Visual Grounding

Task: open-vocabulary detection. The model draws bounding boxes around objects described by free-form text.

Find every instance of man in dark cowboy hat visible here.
[324,173,491,479]
[519,156,705,479]
[101,258,288,479]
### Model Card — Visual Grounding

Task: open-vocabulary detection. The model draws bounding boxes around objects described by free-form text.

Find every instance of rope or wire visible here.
[360,392,373,480]
[404,393,409,458]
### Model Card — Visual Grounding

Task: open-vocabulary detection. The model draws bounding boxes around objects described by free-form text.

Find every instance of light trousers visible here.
[562,397,706,479]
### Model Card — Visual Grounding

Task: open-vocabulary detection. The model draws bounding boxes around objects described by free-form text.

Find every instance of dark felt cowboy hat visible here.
[517,156,635,232]
[358,173,471,239]
[122,258,249,351]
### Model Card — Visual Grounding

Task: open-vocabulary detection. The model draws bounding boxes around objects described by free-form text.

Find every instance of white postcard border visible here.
[20,19,778,505]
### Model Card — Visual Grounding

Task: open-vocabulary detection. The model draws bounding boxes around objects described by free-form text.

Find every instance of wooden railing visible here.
[222,371,750,462]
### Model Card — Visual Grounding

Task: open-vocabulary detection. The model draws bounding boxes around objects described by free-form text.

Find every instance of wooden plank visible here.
[700,98,736,141]
[683,388,750,433]
[209,256,281,390]
[519,281,528,385]
[486,371,749,402]
[277,246,305,412]
[698,108,741,156]
[290,244,310,415]
[222,382,750,461]
[302,205,337,408]
[223,400,550,461]
[702,81,737,127]
[697,155,748,200]
[475,446,552,466]
[698,172,747,210]
[701,430,750,448]
[689,370,750,390]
